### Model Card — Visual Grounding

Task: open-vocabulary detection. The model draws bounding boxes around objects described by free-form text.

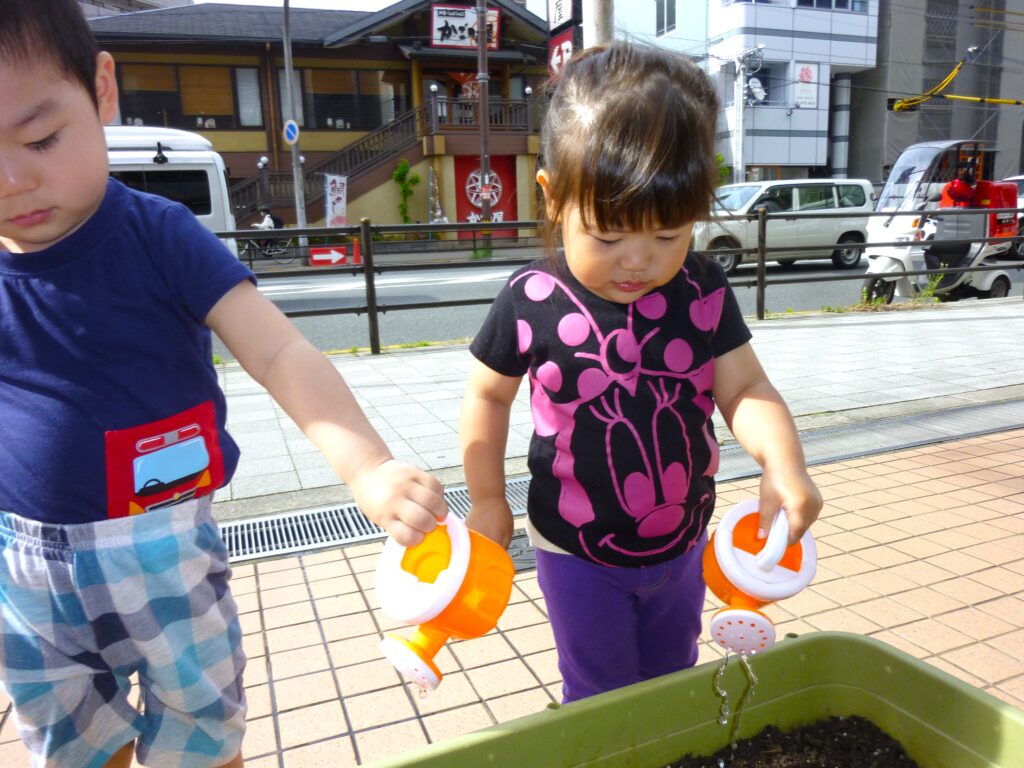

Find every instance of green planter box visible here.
[368,632,1024,768]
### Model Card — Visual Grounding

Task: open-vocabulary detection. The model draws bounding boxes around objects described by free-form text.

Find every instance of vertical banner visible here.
[794,63,818,109]
[325,174,348,227]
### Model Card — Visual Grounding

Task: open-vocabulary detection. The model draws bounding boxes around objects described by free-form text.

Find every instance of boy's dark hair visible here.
[0,0,100,108]
[538,42,720,252]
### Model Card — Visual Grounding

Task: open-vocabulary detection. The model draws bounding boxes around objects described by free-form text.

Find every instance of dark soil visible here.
[669,715,921,768]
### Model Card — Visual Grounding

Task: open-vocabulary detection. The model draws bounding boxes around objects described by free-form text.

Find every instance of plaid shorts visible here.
[0,498,246,768]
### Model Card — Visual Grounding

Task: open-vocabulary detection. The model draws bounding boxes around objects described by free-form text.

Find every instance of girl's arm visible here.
[460,360,522,548]
[712,342,822,543]
[206,281,447,546]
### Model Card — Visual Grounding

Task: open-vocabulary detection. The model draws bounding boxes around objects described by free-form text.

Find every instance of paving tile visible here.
[470,658,546,698]
[273,671,340,713]
[242,715,279,759]
[247,684,273,720]
[519,651,560,688]
[503,623,557,656]
[352,721,428,766]
[319,612,379,643]
[345,686,418,732]
[329,635,387,669]
[335,659,403,697]
[883,560,951,586]
[263,601,317,631]
[891,618,973,655]
[281,736,358,768]
[938,607,1016,641]
[265,622,325,654]
[485,688,557,724]
[849,595,926,628]
[277,700,348,750]
[259,584,311,610]
[422,703,494,744]
[308,575,359,600]
[932,576,1003,605]
[942,643,1024,685]
[270,645,331,681]
[313,591,369,620]
[449,633,516,669]
[411,671,481,715]
[806,607,882,634]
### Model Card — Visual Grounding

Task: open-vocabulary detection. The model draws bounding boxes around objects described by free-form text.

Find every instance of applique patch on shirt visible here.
[104,401,224,518]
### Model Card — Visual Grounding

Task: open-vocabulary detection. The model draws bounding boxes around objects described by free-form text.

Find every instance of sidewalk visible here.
[0,301,1021,767]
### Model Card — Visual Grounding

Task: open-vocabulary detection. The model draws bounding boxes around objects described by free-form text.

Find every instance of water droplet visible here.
[417,686,429,699]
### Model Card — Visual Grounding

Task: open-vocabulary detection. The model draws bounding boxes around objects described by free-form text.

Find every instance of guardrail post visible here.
[755,206,767,320]
[360,218,382,355]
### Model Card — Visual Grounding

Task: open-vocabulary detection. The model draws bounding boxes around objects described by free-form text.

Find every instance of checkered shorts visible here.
[0,499,246,768]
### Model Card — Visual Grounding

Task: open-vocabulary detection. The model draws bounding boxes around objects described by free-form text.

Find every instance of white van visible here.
[692,178,876,273]
[104,126,237,252]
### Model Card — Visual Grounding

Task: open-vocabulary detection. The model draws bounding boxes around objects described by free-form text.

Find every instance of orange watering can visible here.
[376,513,515,690]
[703,499,817,655]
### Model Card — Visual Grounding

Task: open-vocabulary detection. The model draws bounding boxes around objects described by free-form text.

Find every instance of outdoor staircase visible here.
[230,97,538,222]
[230,105,427,220]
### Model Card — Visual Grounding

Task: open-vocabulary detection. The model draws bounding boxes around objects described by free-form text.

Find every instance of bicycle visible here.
[239,226,297,265]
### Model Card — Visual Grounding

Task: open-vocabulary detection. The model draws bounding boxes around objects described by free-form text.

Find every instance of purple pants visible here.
[535,535,706,703]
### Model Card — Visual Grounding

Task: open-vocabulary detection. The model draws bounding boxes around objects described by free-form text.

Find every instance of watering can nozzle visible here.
[703,500,817,655]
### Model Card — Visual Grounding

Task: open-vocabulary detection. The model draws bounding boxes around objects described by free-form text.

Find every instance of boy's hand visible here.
[467,497,514,549]
[757,468,823,546]
[350,459,447,547]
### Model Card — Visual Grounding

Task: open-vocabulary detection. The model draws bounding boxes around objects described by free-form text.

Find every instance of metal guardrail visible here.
[215,206,1024,353]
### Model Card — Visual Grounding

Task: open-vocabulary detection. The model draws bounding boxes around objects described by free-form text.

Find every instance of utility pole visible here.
[282,0,308,237]
[593,0,614,46]
[732,44,763,184]
[476,0,492,232]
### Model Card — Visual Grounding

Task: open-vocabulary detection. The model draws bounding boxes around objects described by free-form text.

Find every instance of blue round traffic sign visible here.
[283,119,300,146]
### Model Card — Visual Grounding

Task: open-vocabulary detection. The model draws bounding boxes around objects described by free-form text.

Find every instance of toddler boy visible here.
[0,2,447,766]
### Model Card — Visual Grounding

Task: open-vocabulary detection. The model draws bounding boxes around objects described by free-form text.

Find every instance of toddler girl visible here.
[460,42,822,703]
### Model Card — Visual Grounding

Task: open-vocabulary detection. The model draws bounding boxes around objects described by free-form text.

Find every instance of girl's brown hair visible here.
[538,42,719,252]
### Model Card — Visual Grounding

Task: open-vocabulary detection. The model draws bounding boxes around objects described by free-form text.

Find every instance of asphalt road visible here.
[212,257,1024,359]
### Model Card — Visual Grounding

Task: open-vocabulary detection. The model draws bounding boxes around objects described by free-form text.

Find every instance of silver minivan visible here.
[105,126,237,253]
[692,179,876,273]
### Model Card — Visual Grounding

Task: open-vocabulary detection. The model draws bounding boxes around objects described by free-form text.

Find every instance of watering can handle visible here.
[755,509,791,572]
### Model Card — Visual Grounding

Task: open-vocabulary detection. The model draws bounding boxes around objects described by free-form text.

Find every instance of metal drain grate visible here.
[221,476,531,564]
[220,399,1024,564]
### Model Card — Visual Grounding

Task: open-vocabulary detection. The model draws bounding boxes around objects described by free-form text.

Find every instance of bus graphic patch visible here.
[105,401,224,518]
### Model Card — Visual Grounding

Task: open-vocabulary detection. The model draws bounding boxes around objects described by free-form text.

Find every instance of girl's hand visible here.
[467,497,514,549]
[350,459,448,547]
[757,468,823,546]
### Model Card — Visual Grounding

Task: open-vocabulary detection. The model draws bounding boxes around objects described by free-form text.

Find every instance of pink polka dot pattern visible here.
[664,338,693,372]
[524,273,556,301]
[558,313,591,346]
[636,292,667,319]
[517,319,532,353]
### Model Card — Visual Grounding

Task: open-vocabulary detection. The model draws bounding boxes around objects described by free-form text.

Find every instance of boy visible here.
[0,2,447,766]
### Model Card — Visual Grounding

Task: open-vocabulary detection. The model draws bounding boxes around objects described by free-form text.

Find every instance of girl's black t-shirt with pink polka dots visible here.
[471,254,752,567]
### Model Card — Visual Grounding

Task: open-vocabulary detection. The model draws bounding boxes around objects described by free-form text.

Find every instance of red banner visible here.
[454,155,517,240]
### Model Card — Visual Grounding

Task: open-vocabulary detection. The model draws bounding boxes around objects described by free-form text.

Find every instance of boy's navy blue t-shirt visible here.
[0,180,253,524]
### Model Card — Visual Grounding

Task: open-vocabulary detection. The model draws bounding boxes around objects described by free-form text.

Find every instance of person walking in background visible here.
[0,2,446,766]
[460,42,822,703]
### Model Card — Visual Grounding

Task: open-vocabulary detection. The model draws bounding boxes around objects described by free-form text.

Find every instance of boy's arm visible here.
[712,342,822,543]
[206,281,446,546]
[460,360,522,548]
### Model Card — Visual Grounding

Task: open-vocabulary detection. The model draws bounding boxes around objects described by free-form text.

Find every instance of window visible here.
[284,68,411,130]
[119,63,262,130]
[235,68,262,127]
[796,0,866,9]
[656,0,675,36]
[797,185,836,210]
[109,169,212,216]
[837,184,867,207]
[756,186,794,212]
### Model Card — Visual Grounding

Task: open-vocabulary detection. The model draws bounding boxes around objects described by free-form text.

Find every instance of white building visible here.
[594,0,879,181]
[849,0,1024,182]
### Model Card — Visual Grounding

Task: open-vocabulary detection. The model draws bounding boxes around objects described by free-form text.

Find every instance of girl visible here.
[459,42,822,703]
